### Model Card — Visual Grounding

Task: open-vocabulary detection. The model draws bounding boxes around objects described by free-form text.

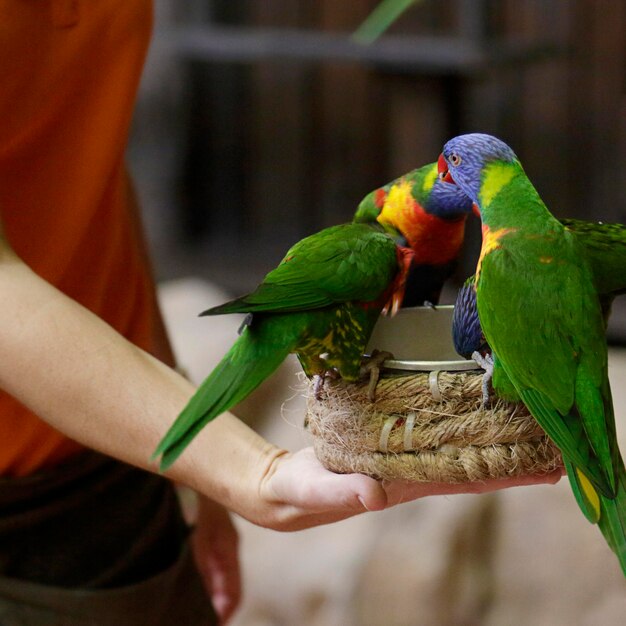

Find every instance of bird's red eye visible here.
[449,153,462,167]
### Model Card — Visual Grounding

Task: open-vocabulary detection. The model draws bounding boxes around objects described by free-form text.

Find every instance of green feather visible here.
[562,218,626,297]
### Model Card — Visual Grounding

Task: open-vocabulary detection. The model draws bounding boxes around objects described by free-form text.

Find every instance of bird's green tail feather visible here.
[567,457,626,576]
[598,461,626,576]
[153,330,292,471]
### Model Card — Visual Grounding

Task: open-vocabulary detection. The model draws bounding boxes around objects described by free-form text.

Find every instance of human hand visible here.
[256,447,563,531]
[190,496,241,625]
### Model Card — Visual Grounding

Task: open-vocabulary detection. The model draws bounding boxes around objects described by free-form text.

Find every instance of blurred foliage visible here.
[353,0,422,43]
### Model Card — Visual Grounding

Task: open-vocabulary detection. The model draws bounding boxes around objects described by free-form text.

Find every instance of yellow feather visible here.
[421,163,439,194]
[476,225,516,282]
[479,162,515,208]
[378,179,414,225]
[576,467,601,521]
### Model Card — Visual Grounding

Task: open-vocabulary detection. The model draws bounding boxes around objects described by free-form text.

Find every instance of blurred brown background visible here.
[131,0,625,328]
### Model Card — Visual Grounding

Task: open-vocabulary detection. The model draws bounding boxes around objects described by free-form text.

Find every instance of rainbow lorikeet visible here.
[453,217,626,358]
[353,162,474,307]
[153,223,413,470]
[439,132,626,577]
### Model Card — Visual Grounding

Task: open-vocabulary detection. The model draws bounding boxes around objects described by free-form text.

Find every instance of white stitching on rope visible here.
[403,411,416,451]
[378,416,398,453]
[429,370,443,402]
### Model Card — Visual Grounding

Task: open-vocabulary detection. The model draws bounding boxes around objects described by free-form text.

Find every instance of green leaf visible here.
[353,0,421,44]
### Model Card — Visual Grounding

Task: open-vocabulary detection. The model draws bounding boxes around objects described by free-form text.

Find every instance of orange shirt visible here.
[0,0,167,476]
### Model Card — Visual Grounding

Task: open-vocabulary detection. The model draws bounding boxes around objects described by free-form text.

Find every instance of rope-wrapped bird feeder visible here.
[306,307,562,482]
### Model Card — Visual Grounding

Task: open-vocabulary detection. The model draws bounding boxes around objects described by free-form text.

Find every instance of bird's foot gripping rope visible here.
[360,350,394,402]
[471,351,494,407]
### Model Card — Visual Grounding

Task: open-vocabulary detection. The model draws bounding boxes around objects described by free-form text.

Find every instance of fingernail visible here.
[357,496,370,511]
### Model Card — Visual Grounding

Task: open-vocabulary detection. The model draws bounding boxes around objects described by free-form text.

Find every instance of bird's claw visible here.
[313,370,339,400]
[471,351,494,407]
[237,313,254,335]
[360,350,394,402]
[313,374,326,400]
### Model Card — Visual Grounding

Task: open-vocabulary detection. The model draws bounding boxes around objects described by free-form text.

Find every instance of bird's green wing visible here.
[562,218,626,296]
[204,224,398,315]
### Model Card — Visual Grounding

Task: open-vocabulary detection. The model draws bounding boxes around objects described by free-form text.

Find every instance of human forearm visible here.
[0,249,285,519]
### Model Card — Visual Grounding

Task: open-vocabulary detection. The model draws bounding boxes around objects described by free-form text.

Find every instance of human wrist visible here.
[163,411,291,528]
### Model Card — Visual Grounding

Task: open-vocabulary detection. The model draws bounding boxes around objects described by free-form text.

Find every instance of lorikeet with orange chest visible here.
[153,223,413,470]
[440,132,626,577]
[354,163,474,306]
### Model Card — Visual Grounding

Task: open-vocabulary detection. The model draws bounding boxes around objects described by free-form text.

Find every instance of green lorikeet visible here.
[439,132,626,576]
[354,162,474,306]
[153,223,413,470]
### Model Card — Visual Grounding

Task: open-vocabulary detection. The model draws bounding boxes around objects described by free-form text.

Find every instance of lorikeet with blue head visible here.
[153,223,413,470]
[354,162,474,307]
[439,132,626,577]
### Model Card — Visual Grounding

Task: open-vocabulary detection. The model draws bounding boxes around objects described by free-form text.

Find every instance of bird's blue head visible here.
[424,174,474,220]
[438,133,518,204]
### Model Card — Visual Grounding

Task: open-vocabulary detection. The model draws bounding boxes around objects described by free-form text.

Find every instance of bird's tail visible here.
[153,325,292,471]
[598,460,626,576]
[567,457,626,576]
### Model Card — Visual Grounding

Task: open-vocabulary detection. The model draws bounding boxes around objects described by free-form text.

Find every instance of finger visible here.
[209,558,241,625]
[383,468,564,506]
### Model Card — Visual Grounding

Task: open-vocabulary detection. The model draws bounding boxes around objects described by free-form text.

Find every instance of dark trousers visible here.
[0,451,217,625]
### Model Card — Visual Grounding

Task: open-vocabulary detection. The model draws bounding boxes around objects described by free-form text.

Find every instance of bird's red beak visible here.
[437,153,454,184]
